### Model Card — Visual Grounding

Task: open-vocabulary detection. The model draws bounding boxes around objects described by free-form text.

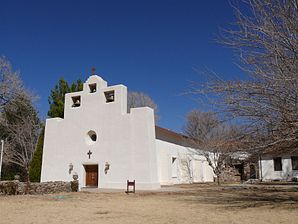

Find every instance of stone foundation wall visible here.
[0,180,78,195]
[218,162,259,183]
[219,166,241,183]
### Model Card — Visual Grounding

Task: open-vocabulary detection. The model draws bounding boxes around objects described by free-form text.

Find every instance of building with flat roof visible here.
[41,75,214,190]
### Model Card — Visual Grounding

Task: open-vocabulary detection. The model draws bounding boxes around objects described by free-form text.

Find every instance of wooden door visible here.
[85,165,98,187]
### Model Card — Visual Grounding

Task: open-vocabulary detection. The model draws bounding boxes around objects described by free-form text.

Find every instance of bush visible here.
[1,164,22,181]
[29,128,44,182]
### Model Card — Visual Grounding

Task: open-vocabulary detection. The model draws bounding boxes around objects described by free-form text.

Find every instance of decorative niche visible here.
[89,83,97,93]
[71,96,81,107]
[104,90,115,103]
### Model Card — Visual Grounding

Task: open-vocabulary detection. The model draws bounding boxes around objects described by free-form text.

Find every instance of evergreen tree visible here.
[48,78,83,118]
[29,127,44,182]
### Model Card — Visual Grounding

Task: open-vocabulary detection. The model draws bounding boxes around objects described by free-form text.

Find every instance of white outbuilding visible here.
[41,75,214,190]
[259,153,298,181]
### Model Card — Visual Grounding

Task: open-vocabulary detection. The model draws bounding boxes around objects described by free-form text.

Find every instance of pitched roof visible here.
[155,126,196,148]
[261,148,298,157]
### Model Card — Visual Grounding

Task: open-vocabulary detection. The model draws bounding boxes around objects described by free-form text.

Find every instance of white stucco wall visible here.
[260,155,298,181]
[156,139,214,185]
[41,75,160,190]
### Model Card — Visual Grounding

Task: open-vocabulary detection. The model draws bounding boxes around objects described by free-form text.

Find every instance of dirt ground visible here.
[1,184,298,224]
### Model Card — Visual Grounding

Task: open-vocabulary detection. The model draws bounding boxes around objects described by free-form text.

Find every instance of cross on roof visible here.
[91,67,96,76]
[87,150,92,159]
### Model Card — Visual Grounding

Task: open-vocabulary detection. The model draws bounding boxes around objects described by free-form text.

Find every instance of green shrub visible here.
[1,164,22,181]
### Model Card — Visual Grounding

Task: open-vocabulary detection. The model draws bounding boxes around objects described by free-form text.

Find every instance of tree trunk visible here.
[217,174,220,186]
[24,167,30,194]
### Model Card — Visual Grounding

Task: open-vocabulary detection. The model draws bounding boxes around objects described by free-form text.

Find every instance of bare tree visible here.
[184,110,240,184]
[127,91,159,123]
[0,57,41,183]
[193,0,298,154]
[1,95,41,183]
[0,56,24,111]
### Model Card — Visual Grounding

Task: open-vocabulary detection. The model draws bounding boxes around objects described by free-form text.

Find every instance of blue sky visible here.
[0,0,243,132]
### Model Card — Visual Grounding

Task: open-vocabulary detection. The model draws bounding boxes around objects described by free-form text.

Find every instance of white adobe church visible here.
[41,75,214,190]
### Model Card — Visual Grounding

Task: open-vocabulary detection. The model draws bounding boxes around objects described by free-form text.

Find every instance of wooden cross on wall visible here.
[87,150,92,159]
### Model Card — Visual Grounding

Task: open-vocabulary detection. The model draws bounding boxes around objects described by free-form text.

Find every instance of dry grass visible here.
[1,184,298,224]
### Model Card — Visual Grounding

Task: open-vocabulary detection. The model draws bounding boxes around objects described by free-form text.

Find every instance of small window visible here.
[86,130,97,145]
[273,157,282,171]
[291,156,298,170]
[172,157,176,163]
[89,83,97,93]
[172,157,177,178]
[72,96,81,107]
[104,90,115,103]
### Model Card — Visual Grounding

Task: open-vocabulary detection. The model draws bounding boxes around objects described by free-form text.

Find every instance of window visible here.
[171,157,177,178]
[86,130,97,145]
[104,90,115,103]
[71,96,81,107]
[273,157,282,171]
[89,83,97,93]
[291,156,298,170]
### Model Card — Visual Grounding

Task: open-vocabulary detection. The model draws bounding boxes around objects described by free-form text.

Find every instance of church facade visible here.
[41,75,214,190]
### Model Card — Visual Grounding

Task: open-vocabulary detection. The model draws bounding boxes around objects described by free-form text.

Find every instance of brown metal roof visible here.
[155,126,196,148]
